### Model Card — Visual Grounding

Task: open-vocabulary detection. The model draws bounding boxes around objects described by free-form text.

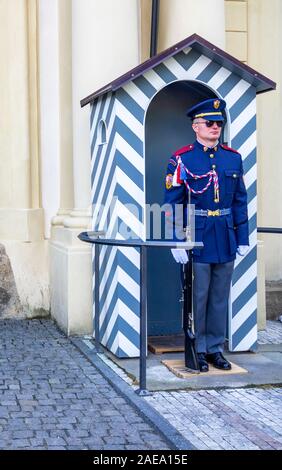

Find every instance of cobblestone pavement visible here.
[258,320,282,344]
[0,319,170,450]
[145,387,282,450]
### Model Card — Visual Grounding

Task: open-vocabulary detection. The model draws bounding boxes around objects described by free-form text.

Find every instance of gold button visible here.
[233,173,237,178]
[210,154,214,158]
[212,164,216,169]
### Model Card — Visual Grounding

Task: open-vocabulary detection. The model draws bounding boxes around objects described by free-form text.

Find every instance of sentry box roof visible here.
[81,33,276,107]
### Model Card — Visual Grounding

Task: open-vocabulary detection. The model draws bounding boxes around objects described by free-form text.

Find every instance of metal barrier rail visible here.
[257,227,282,234]
[78,231,202,396]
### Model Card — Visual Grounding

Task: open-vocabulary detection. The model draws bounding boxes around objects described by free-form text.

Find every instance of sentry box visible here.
[81,33,275,358]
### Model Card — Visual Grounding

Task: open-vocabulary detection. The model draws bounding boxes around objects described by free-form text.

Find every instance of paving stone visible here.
[9,439,30,448]
[4,318,282,451]
[258,320,282,344]
[0,319,170,450]
[145,385,282,450]
[30,438,45,447]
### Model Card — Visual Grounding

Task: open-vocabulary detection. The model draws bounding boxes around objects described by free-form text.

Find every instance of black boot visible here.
[197,353,209,372]
[206,352,231,370]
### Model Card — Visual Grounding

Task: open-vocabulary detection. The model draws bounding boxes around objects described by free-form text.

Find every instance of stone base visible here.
[266,281,282,320]
[257,240,266,330]
[1,240,50,318]
[50,226,92,336]
[0,243,22,317]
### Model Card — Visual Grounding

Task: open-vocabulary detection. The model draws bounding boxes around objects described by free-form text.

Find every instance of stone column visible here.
[0,0,49,317]
[0,0,44,241]
[47,0,91,335]
[62,0,92,230]
[50,0,74,228]
[50,0,139,334]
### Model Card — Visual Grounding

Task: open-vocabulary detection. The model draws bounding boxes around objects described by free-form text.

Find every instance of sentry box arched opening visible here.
[81,33,275,358]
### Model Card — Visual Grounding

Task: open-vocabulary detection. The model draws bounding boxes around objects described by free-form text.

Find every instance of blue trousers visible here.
[193,261,234,353]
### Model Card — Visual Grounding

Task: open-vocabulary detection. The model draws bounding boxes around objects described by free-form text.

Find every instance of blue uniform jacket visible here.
[164,140,249,263]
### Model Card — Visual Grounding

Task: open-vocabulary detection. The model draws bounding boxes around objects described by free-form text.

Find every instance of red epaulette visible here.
[173,144,194,156]
[220,144,240,154]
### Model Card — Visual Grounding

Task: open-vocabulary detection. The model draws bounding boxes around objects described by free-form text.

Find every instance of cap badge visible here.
[213,99,220,109]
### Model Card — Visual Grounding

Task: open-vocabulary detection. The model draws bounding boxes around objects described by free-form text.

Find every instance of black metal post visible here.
[78,233,201,392]
[150,0,160,57]
[94,243,101,352]
[136,245,150,396]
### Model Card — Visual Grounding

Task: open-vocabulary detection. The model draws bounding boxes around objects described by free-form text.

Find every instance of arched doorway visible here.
[145,80,228,336]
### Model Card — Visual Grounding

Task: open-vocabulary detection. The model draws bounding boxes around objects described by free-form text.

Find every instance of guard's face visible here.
[192,119,222,141]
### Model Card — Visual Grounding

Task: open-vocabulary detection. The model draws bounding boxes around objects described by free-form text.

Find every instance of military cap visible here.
[186,98,226,121]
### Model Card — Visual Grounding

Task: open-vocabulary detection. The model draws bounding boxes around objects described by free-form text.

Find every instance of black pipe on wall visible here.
[150,0,160,57]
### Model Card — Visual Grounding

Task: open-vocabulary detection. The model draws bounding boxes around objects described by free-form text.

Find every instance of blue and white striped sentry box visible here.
[81,34,276,358]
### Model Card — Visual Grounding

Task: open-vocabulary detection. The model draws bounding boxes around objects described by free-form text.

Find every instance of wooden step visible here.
[148,334,184,354]
[162,359,248,378]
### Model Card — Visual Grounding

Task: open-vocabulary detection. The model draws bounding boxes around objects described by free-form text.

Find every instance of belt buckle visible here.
[207,209,220,216]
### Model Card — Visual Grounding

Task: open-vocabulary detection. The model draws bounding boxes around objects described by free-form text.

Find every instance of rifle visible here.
[182,258,199,372]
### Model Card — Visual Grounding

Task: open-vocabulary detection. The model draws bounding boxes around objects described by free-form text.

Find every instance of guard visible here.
[164,98,249,372]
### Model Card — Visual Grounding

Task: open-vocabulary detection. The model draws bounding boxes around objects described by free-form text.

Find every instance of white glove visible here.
[237,245,249,256]
[171,249,188,263]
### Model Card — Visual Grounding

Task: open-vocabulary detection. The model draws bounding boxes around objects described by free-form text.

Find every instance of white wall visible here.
[158,0,226,50]
[248,0,282,280]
